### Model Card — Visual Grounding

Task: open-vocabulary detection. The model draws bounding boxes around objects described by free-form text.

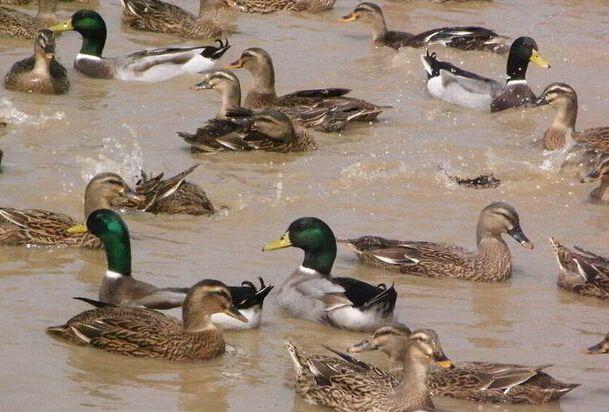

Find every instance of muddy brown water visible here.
[1,0,608,411]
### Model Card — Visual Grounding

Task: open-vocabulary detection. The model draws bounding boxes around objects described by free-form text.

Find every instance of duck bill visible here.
[581,170,600,183]
[433,352,454,368]
[67,224,88,234]
[535,92,550,106]
[191,80,212,91]
[122,188,146,202]
[49,21,73,32]
[507,226,534,249]
[224,305,248,323]
[582,342,609,354]
[347,338,377,353]
[45,52,56,60]
[339,13,358,22]
[530,50,551,68]
[225,59,243,69]
[262,232,291,251]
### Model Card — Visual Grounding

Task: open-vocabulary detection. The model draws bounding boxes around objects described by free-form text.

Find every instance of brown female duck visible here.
[339,202,533,282]
[549,237,609,300]
[581,156,609,203]
[0,0,58,38]
[340,2,509,53]
[120,0,230,39]
[4,29,69,94]
[48,279,248,360]
[285,329,453,411]
[583,334,609,354]
[346,326,578,404]
[110,165,215,216]
[0,173,141,248]
[225,0,334,14]
[226,48,388,125]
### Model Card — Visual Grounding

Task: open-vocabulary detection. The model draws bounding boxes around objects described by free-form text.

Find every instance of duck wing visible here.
[331,277,397,311]
[577,128,609,154]
[413,27,507,52]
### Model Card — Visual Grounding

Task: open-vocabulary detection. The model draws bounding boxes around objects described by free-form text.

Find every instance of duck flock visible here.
[1,0,608,411]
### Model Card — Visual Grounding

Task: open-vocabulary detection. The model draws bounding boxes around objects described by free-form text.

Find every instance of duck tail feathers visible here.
[73,297,115,308]
[362,283,397,312]
[421,50,440,78]
[201,39,231,60]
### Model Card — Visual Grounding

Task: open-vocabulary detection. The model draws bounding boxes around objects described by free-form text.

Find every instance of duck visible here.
[0,0,58,39]
[4,29,69,94]
[535,83,609,156]
[0,173,142,248]
[421,36,550,112]
[583,333,609,354]
[225,0,334,14]
[340,2,509,53]
[69,209,273,329]
[548,237,609,300]
[263,217,399,332]
[581,156,609,203]
[47,279,248,360]
[285,329,453,411]
[339,202,533,282]
[120,0,230,39]
[346,326,579,404]
[180,108,317,153]
[50,10,231,82]
[109,164,215,216]
[226,48,389,126]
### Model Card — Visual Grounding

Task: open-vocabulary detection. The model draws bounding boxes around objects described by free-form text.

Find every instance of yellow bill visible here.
[435,359,454,369]
[225,59,243,69]
[530,50,550,68]
[340,13,358,22]
[67,224,88,234]
[50,21,73,32]
[262,232,291,251]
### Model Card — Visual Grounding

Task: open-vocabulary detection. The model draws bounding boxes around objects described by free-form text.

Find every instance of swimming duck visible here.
[0,0,58,39]
[549,237,609,300]
[110,165,215,216]
[581,156,609,203]
[226,48,388,125]
[536,83,609,155]
[70,209,273,329]
[421,36,550,112]
[340,3,509,53]
[225,0,334,14]
[346,326,579,404]
[181,108,317,153]
[263,217,399,331]
[583,333,609,354]
[0,173,141,248]
[285,329,453,411]
[48,279,247,360]
[120,0,230,39]
[339,202,533,282]
[50,10,231,82]
[4,29,69,94]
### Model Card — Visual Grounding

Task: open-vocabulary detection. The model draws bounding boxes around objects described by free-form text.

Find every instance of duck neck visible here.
[79,27,106,58]
[84,187,114,219]
[302,243,336,276]
[32,51,51,78]
[250,60,276,98]
[101,230,131,277]
[552,101,578,130]
[37,0,58,23]
[218,84,241,118]
[392,351,432,408]
[369,15,388,42]
[506,51,530,82]
[476,227,511,281]
[182,304,217,333]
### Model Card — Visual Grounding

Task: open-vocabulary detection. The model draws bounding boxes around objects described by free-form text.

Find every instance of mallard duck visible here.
[225,0,334,14]
[70,209,273,329]
[421,36,550,112]
[549,237,609,300]
[340,2,508,53]
[346,326,578,404]
[339,202,533,282]
[120,0,229,39]
[536,83,609,155]
[180,108,316,153]
[226,48,388,125]
[263,217,399,331]
[48,279,248,360]
[286,329,453,411]
[109,165,215,216]
[583,333,609,354]
[4,29,69,95]
[0,173,141,248]
[439,166,500,189]
[581,156,609,203]
[0,0,58,39]
[50,10,231,82]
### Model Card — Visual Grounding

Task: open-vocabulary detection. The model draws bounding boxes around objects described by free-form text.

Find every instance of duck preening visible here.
[263,217,400,331]
[421,36,550,111]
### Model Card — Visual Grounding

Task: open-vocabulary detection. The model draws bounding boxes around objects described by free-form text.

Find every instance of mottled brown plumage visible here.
[0,173,141,248]
[581,156,609,203]
[339,202,533,282]
[225,0,334,14]
[111,165,215,216]
[286,329,453,412]
[47,279,248,361]
[346,327,579,404]
[583,333,609,354]
[0,0,58,38]
[549,237,609,300]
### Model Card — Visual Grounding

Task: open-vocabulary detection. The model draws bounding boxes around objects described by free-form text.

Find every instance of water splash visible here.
[0,98,64,126]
